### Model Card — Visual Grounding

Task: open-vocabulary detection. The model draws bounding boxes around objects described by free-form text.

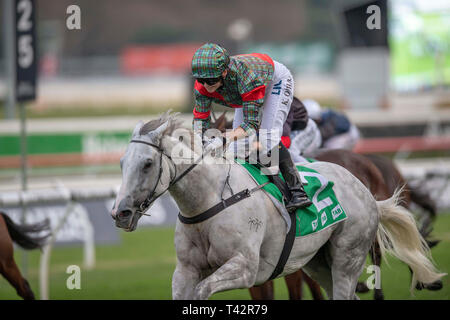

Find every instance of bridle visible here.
[128,139,201,221]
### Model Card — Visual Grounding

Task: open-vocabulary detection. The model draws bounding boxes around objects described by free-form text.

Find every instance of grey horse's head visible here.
[111,112,178,232]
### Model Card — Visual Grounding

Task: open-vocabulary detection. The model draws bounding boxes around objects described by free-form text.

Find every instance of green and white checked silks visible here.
[237,160,347,237]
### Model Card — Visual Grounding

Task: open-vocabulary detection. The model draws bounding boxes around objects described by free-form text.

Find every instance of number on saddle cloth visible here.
[237,159,348,237]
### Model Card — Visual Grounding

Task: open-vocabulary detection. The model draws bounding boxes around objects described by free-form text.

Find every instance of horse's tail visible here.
[375,188,446,291]
[0,212,51,250]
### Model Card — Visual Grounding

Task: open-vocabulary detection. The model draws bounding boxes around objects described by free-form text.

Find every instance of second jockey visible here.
[303,99,360,151]
[281,97,322,163]
[191,43,312,210]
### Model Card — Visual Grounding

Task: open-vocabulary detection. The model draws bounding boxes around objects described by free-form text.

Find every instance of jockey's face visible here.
[203,70,227,93]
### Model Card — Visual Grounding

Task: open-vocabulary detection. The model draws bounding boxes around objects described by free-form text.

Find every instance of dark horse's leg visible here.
[248,281,274,300]
[249,270,324,300]
[284,271,303,300]
[284,270,324,300]
[409,185,437,233]
[0,259,35,300]
[301,270,324,300]
[413,228,443,291]
[0,214,35,300]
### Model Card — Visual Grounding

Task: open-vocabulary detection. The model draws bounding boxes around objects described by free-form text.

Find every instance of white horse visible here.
[111,112,445,300]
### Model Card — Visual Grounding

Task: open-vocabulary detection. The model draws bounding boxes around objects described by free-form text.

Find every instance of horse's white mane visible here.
[139,110,184,136]
[138,111,202,151]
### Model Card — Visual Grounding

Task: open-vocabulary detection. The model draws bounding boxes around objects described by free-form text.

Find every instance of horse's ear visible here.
[132,121,145,137]
[152,119,170,138]
[151,112,180,138]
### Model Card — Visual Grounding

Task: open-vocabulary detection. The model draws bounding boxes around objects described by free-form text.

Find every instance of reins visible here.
[129,138,268,226]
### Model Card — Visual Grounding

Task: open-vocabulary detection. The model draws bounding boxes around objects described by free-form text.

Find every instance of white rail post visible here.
[78,204,95,270]
[39,201,75,300]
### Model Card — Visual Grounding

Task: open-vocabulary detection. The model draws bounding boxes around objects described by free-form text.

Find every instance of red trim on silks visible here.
[241,85,266,101]
[238,53,274,67]
[281,136,291,149]
[193,108,210,120]
[195,80,224,100]
[194,80,243,108]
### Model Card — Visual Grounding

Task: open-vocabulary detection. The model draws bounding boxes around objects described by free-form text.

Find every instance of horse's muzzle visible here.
[114,210,136,231]
[111,197,137,230]
[117,210,132,220]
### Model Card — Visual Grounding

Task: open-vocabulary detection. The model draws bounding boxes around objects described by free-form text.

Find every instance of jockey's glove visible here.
[204,136,227,154]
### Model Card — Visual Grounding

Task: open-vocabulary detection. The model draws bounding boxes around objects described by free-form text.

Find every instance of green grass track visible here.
[1,213,449,300]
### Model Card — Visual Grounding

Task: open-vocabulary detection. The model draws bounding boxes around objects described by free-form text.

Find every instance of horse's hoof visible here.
[425,280,443,291]
[374,290,384,300]
[415,282,424,290]
[426,239,441,249]
[355,282,370,293]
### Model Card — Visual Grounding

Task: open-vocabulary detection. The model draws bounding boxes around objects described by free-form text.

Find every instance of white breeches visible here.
[230,61,294,159]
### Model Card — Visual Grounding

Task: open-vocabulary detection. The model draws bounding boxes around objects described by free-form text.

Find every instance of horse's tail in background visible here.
[375,188,446,291]
[0,212,51,250]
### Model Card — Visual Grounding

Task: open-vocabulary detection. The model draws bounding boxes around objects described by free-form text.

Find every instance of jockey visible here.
[303,99,360,151]
[191,43,312,210]
[281,97,322,163]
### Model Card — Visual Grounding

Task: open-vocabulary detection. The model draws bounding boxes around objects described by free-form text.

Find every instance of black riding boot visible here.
[278,142,312,211]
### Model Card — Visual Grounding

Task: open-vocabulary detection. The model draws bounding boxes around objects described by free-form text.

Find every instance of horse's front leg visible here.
[193,252,258,300]
[172,262,202,300]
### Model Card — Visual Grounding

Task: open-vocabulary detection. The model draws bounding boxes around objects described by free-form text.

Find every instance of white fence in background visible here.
[0,185,180,300]
[0,187,116,300]
[404,170,450,211]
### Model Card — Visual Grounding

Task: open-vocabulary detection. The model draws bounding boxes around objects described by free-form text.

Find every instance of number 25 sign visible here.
[15,0,37,102]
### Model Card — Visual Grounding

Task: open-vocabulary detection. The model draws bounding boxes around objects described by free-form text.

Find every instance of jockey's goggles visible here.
[197,77,222,86]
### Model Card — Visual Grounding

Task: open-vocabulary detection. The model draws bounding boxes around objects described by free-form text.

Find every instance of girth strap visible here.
[178,182,270,225]
[268,210,296,280]
[177,165,296,281]
[178,189,251,224]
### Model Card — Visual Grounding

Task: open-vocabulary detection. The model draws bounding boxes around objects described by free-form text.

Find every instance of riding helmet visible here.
[191,43,230,79]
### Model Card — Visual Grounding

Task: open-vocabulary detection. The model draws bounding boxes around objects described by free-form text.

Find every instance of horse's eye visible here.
[143,159,152,170]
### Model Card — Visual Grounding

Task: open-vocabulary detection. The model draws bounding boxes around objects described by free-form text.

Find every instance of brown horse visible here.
[0,212,50,300]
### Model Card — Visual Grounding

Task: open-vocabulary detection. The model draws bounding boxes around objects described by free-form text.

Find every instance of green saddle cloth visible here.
[236,159,347,237]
